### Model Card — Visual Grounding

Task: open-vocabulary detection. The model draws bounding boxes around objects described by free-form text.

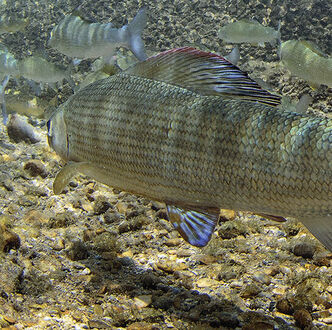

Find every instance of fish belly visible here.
[64,73,332,219]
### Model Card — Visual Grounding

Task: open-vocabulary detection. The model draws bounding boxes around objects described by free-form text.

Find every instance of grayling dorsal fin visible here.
[166,205,219,247]
[300,216,332,253]
[126,47,281,107]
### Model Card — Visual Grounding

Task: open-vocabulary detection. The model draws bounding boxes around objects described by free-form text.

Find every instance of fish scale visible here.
[48,48,332,250]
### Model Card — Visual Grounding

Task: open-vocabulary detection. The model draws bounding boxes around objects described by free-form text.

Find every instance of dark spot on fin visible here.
[256,213,287,222]
[127,47,281,107]
[166,205,219,247]
[300,216,332,253]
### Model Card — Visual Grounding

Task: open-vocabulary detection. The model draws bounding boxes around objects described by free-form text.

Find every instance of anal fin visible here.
[166,205,219,247]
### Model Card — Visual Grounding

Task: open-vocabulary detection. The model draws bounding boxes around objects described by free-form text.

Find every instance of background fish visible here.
[48,8,147,61]
[280,40,332,88]
[218,19,280,46]
[18,55,75,90]
[47,47,331,252]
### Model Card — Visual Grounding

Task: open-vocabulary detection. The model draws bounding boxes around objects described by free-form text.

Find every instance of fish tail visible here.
[126,7,147,61]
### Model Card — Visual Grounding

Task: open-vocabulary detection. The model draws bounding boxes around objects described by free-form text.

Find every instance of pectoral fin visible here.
[300,216,332,253]
[53,162,92,194]
[166,205,219,247]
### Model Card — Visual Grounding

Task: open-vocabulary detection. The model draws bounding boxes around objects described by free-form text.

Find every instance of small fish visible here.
[280,40,332,88]
[5,93,46,118]
[218,19,280,46]
[0,44,18,124]
[0,17,29,35]
[48,8,147,61]
[18,56,75,91]
[0,44,19,77]
[47,47,331,252]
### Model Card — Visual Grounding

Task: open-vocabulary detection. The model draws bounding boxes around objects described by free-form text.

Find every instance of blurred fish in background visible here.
[280,40,332,89]
[48,7,148,63]
[218,19,280,47]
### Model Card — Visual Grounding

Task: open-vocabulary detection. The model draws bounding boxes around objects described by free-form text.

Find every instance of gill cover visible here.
[47,109,69,160]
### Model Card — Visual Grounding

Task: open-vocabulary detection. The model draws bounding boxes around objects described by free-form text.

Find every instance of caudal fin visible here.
[126,8,148,61]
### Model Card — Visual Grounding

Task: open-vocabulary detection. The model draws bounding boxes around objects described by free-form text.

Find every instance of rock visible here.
[218,221,249,239]
[196,278,219,288]
[24,160,48,178]
[293,309,313,328]
[134,295,152,308]
[0,223,20,252]
[66,240,89,261]
[240,283,261,298]
[276,297,294,315]
[252,272,271,285]
[164,238,182,247]
[93,196,112,215]
[292,241,315,258]
[219,209,237,222]
[6,114,40,144]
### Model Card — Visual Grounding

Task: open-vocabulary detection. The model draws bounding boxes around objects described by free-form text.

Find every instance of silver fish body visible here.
[280,40,332,88]
[48,48,332,251]
[48,8,147,61]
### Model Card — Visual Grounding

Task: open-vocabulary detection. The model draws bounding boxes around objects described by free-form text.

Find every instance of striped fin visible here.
[166,205,219,247]
[126,47,281,107]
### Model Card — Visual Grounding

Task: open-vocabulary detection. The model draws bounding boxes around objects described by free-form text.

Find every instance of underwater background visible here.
[0,0,331,328]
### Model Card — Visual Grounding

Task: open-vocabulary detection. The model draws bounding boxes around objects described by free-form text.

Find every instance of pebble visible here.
[253,272,271,285]
[24,160,48,178]
[276,297,294,315]
[219,209,237,222]
[6,114,40,144]
[293,309,313,328]
[134,295,152,309]
[164,238,182,247]
[196,278,219,288]
[240,283,261,298]
[292,241,315,258]
[0,223,20,252]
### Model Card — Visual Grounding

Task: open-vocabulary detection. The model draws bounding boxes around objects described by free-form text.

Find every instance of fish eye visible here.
[47,119,52,136]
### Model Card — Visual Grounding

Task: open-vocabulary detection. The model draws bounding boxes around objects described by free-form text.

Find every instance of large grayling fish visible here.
[47,48,332,252]
[48,8,147,61]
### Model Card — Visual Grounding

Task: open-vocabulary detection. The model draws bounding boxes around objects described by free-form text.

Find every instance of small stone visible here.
[240,283,261,298]
[196,278,219,288]
[293,241,315,258]
[276,297,294,315]
[66,240,89,261]
[0,223,20,252]
[134,295,152,309]
[93,196,112,215]
[194,254,217,265]
[118,221,131,233]
[116,202,129,214]
[294,309,313,328]
[127,322,158,330]
[219,209,237,222]
[7,114,40,144]
[164,238,182,247]
[253,272,271,285]
[176,249,193,257]
[218,220,249,239]
[24,160,48,178]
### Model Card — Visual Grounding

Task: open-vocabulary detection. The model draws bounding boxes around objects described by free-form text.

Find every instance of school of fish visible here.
[0,5,331,253]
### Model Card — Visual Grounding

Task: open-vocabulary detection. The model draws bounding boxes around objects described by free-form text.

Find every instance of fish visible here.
[218,20,280,46]
[280,40,332,88]
[48,8,147,61]
[18,56,75,92]
[47,47,332,252]
[0,17,29,35]
[0,44,18,124]
[0,44,19,77]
